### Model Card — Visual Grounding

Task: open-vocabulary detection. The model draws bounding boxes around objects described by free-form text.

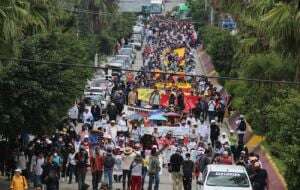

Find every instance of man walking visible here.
[182,153,194,190]
[236,115,247,144]
[147,148,161,190]
[103,148,115,190]
[90,147,104,190]
[75,147,88,190]
[170,148,184,190]
[210,120,220,148]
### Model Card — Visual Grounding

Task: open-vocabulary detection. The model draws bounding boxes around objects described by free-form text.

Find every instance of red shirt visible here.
[90,154,104,172]
[219,156,233,165]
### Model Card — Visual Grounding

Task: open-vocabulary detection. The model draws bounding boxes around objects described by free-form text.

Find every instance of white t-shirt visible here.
[34,157,44,176]
[68,153,76,166]
[198,122,210,139]
[117,120,128,132]
[208,100,216,111]
[68,106,78,119]
[131,162,143,176]
[107,126,118,140]
[83,111,93,124]
[122,153,136,170]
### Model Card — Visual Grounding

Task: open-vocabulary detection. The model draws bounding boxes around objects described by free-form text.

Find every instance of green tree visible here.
[0,32,93,136]
[201,26,237,76]
[261,1,300,81]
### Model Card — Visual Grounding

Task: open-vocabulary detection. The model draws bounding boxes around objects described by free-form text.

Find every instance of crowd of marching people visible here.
[4,16,268,190]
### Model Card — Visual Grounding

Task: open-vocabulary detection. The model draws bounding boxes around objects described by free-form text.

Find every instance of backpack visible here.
[148,157,160,175]
[104,156,115,169]
[238,120,246,131]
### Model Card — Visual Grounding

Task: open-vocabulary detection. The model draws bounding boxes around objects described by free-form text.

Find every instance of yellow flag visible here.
[137,88,154,102]
[174,48,185,58]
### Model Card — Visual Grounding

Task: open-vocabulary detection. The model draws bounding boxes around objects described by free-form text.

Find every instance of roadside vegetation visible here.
[187,0,300,189]
[0,0,135,135]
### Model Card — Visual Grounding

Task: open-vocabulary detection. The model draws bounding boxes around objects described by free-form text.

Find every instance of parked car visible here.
[132,33,143,42]
[199,165,252,190]
[123,44,136,51]
[119,47,136,60]
[129,39,142,50]
[116,54,134,65]
[110,57,130,70]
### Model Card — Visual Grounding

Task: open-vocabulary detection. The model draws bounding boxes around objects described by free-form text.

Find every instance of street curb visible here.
[260,145,288,190]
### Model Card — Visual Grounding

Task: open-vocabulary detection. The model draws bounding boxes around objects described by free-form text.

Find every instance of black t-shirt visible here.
[170,153,183,172]
[182,160,194,177]
[252,169,268,190]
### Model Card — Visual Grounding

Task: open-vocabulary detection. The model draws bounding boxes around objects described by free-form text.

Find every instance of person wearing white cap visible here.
[235,114,247,144]
[106,120,118,142]
[210,120,220,148]
[219,132,229,145]
[10,168,28,190]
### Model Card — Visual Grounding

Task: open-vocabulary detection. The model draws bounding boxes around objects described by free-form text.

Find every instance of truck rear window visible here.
[206,172,250,187]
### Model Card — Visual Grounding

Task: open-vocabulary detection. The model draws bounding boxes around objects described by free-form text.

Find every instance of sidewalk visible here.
[198,49,287,190]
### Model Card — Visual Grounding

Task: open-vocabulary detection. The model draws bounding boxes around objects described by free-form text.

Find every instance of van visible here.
[199,165,252,190]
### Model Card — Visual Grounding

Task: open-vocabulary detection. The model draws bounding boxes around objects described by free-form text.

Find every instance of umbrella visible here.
[126,113,143,121]
[149,114,167,121]
[164,112,181,117]
[150,110,164,116]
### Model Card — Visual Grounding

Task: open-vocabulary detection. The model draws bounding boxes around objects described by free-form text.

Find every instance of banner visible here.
[174,48,186,65]
[155,82,191,90]
[174,48,185,58]
[137,88,153,102]
[160,94,200,111]
[123,105,154,116]
[141,126,190,136]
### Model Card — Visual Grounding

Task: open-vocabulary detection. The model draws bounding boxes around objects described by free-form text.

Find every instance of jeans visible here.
[92,170,102,190]
[148,173,159,190]
[77,170,87,190]
[172,172,183,190]
[104,169,113,190]
[217,111,225,123]
[34,174,42,187]
[142,167,147,190]
[68,164,76,183]
[123,170,131,189]
[208,111,215,122]
[183,176,192,190]
[238,133,245,144]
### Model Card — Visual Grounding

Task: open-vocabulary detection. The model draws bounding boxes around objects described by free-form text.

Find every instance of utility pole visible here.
[94,53,99,67]
[210,6,214,25]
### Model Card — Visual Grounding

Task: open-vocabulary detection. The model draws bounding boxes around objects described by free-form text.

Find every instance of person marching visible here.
[10,168,28,190]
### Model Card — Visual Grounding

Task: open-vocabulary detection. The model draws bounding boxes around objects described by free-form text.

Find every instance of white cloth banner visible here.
[141,126,190,136]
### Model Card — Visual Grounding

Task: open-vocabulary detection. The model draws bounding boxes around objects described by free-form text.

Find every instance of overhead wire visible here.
[1,57,300,86]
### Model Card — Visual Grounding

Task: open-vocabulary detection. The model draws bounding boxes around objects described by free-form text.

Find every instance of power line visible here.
[62,7,115,16]
[1,57,300,86]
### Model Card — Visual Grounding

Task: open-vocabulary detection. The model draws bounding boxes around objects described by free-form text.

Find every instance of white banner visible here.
[141,126,190,136]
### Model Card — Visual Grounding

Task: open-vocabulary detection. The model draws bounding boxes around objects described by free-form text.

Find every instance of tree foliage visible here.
[190,0,300,188]
[0,0,135,137]
[201,26,237,77]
